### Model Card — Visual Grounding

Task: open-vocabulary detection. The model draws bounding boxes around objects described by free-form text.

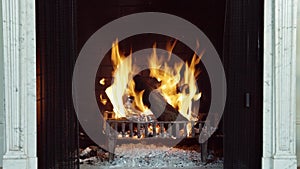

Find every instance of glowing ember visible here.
[104,39,202,135]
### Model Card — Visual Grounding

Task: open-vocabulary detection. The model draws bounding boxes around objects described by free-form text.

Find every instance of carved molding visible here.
[274,0,297,154]
[2,0,22,153]
[1,0,37,168]
[263,0,298,168]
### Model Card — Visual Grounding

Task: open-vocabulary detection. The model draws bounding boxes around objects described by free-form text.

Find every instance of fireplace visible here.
[1,0,297,168]
[36,0,264,168]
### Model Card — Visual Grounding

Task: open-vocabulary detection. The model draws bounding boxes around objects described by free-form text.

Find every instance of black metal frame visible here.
[36,0,79,168]
[223,0,263,168]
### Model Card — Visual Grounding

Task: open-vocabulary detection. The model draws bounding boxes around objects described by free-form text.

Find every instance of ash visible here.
[80,143,223,168]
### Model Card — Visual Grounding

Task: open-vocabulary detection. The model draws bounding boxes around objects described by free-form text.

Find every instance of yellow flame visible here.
[105,39,134,118]
[127,79,148,112]
[100,78,106,85]
[166,40,177,60]
[100,94,107,105]
[146,44,202,136]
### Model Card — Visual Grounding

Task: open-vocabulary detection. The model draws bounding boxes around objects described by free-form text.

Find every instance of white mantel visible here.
[0,0,298,168]
[1,0,37,168]
[263,0,298,168]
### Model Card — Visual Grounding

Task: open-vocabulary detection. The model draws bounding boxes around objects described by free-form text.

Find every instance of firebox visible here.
[37,0,263,168]
[81,35,217,167]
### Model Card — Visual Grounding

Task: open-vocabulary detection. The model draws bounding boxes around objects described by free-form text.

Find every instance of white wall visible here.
[296,0,300,166]
[0,0,4,166]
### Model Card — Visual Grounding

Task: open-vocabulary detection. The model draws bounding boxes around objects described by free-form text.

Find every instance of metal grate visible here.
[105,120,208,162]
[106,120,205,139]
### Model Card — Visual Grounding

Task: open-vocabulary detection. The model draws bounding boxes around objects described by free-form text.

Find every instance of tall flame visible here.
[105,39,134,118]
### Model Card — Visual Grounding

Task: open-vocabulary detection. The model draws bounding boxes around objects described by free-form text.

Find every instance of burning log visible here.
[133,74,188,122]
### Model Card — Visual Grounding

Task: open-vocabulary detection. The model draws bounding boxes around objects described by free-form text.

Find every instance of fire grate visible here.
[105,120,208,162]
[106,120,204,139]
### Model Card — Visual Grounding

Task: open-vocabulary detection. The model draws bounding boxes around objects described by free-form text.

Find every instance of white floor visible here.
[80,165,223,169]
[79,143,223,169]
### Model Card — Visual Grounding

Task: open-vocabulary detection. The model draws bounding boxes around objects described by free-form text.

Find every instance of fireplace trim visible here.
[1,0,37,168]
[0,0,298,168]
[262,0,298,168]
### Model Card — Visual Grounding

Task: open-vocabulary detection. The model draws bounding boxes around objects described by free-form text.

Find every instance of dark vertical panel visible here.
[223,0,263,168]
[37,0,79,168]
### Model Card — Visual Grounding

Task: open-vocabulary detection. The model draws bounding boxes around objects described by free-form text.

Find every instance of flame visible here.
[148,43,202,122]
[148,44,182,110]
[105,39,134,118]
[147,124,160,135]
[178,52,203,121]
[127,79,148,112]
[104,39,202,134]
[100,94,107,105]
[99,78,106,85]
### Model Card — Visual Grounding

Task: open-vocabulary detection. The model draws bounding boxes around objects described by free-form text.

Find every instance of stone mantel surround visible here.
[0,0,298,168]
[263,0,298,168]
[1,0,37,168]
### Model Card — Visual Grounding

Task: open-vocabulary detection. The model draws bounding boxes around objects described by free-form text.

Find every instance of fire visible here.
[100,94,107,105]
[99,78,106,85]
[105,39,136,118]
[104,39,202,134]
[147,123,160,135]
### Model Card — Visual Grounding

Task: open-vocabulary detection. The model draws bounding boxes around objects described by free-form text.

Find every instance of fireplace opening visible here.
[77,0,225,168]
[77,34,223,167]
[37,0,263,168]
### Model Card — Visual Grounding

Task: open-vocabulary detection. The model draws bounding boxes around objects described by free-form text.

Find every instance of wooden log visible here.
[133,74,188,122]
